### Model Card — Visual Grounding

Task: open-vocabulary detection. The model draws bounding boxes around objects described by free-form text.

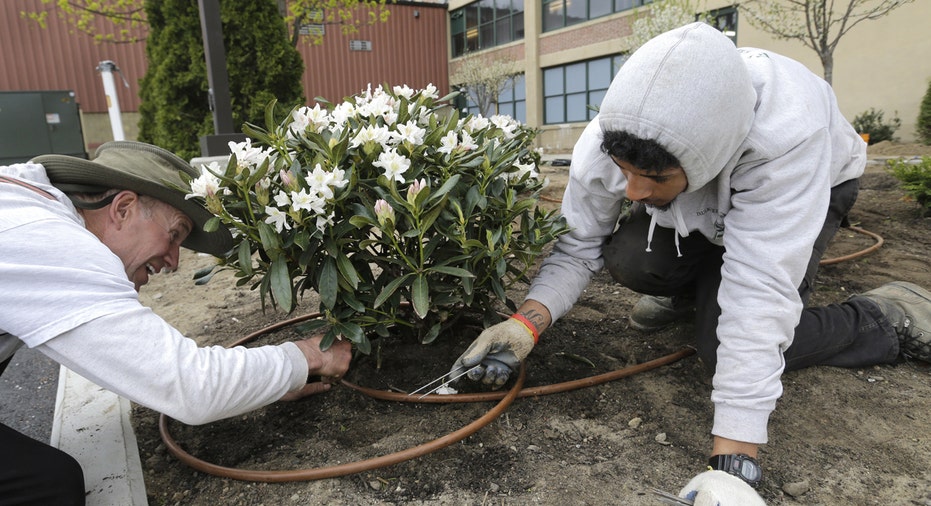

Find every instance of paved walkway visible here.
[0,350,147,505]
[52,367,148,505]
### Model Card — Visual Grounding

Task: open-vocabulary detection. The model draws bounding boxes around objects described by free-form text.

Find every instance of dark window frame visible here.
[450,0,526,58]
[542,0,652,32]
[543,54,628,125]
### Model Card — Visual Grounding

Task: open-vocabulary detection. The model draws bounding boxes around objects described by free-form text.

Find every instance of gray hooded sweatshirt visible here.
[526,23,865,444]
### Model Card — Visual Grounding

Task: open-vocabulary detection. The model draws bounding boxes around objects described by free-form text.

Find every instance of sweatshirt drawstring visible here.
[671,201,689,258]
[644,202,690,257]
[645,212,657,252]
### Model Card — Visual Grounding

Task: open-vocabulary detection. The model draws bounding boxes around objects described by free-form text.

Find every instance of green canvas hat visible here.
[32,141,233,256]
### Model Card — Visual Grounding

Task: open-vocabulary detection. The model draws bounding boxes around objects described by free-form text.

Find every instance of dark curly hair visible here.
[601,130,681,173]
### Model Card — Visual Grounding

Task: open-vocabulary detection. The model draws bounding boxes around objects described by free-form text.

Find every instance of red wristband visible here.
[511,313,540,344]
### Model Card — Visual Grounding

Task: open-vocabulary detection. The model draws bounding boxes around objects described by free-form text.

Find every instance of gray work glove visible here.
[678,471,766,506]
[448,318,536,389]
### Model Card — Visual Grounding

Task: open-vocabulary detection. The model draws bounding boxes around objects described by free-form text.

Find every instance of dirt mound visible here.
[867,140,931,157]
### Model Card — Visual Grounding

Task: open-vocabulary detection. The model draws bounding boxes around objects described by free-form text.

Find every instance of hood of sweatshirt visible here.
[598,22,757,194]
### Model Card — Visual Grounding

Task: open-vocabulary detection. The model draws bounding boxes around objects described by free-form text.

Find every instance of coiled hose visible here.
[159,317,695,482]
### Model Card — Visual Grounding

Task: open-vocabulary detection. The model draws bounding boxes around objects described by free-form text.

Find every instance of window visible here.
[707,6,738,43]
[455,74,526,124]
[495,74,526,122]
[450,0,525,58]
[543,54,627,125]
[543,0,651,32]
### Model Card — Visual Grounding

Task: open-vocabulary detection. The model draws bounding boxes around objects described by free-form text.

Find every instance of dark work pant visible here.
[0,423,85,505]
[604,178,899,373]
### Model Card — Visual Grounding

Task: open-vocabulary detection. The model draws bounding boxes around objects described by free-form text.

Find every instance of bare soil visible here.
[134,143,931,505]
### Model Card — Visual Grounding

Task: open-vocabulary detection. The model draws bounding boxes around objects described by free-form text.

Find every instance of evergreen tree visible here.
[139,0,304,159]
[918,78,931,145]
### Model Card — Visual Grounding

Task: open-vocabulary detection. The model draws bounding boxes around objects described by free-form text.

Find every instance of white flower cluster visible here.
[187,83,540,238]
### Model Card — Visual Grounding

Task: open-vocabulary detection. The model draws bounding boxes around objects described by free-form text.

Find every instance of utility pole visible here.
[197,0,245,156]
[95,60,127,141]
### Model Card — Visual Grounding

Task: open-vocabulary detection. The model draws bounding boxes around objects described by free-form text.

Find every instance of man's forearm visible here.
[712,436,759,458]
[515,299,552,336]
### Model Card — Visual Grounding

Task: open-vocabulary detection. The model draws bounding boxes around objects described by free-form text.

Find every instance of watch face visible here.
[738,458,762,482]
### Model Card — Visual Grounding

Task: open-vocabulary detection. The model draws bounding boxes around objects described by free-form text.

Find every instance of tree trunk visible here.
[820,51,834,86]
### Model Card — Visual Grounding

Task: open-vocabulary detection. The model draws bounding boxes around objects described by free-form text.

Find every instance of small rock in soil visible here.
[783,479,810,497]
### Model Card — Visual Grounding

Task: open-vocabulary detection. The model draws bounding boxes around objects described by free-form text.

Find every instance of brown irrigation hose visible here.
[158,364,526,483]
[158,310,695,482]
[820,225,884,265]
[342,347,696,403]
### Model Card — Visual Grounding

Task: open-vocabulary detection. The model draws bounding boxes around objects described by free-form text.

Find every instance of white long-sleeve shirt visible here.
[1,163,308,425]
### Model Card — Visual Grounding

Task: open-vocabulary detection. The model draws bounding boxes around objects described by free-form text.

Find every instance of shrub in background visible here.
[918,79,931,146]
[184,85,569,352]
[886,156,931,217]
[139,0,304,160]
[852,108,902,145]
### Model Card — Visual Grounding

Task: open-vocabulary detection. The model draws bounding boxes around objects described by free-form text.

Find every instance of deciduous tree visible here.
[450,54,519,118]
[628,0,712,51]
[739,0,914,85]
[22,0,389,45]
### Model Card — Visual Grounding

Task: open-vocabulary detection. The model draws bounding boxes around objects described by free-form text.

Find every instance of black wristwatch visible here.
[708,453,763,488]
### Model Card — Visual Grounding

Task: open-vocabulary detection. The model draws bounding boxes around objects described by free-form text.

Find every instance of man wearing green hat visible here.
[0,141,351,504]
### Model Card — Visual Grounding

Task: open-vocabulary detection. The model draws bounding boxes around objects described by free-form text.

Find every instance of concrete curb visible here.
[51,366,148,506]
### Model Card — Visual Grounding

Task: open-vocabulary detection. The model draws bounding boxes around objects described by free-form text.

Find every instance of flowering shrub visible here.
[184,84,568,352]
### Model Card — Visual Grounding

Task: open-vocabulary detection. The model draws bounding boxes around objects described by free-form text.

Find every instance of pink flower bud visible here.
[406,178,428,205]
[279,169,297,190]
[374,199,395,227]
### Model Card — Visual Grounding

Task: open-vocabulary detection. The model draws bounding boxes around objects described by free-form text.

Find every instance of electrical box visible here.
[0,90,88,165]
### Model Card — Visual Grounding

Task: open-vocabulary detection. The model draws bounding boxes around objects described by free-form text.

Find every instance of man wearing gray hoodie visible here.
[449,22,931,503]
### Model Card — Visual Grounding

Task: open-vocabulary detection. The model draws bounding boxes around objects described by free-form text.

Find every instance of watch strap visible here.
[708,453,762,488]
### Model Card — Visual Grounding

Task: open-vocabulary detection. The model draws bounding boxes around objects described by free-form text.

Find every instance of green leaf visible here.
[465,185,485,214]
[264,98,279,131]
[411,274,429,319]
[245,155,271,189]
[490,277,506,302]
[373,273,413,309]
[203,216,221,233]
[341,290,366,313]
[461,239,485,250]
[237,241,253,276]
[294,230,310,251]
[429,265,475,278]
[319,257,338,310]
[334,321,364,344]
[269,258,293,312]
[257,221,281,252]
[419,198,446,232]
[421,322,441,344]
[295,319,329,334]
[349,215,376,228]
[320,328,336,351]
[355,334,372,355]
[429,174,461,202]
[192,264,217,285]
[336,253,360,289]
